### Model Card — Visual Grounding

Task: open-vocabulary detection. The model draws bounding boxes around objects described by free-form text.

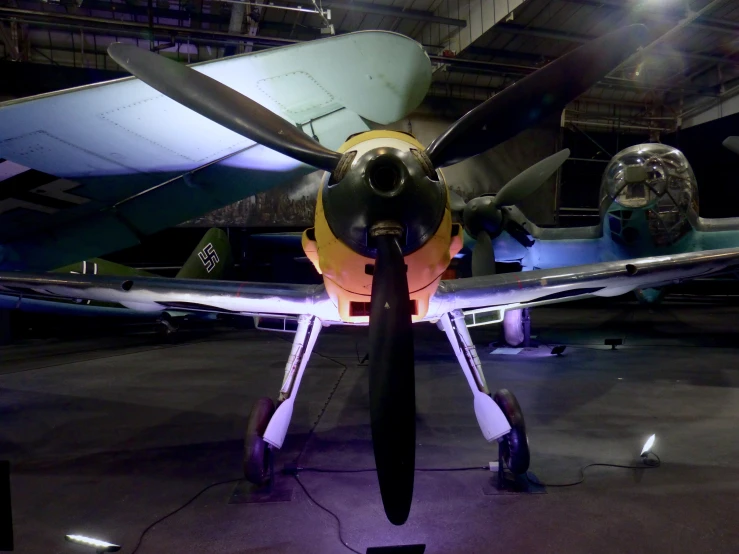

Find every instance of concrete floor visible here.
[2,301,739,553]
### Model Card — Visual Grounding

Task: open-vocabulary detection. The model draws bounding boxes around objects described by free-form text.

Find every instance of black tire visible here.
[243,397,275,485]
[493,389,530,475]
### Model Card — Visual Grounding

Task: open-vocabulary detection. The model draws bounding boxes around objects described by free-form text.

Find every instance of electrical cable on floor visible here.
[285,464,488,554]
[293,466,486,473]
[129,477,241,554]
[526,452,661,487]
[292,474,362,554]
[291,350,353,468]
[128,454,662,554]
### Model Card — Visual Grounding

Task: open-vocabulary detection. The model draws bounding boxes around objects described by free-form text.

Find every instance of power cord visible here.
[290,466,486,474]
[527,452,661,487]
[284,465,488,554]
[127,455,661,553]
[126,341,662,553]
[129,477,241,554]
[292,474,362,554]
[292,350,353,468]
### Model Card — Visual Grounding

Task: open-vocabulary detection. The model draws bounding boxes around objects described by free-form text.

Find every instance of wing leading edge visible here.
[427,247,739,318]
[3,248,739,324]
[0,272,335,320]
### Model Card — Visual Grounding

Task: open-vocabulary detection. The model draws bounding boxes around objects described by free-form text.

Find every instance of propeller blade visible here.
[723,137,739,156]
[494,149,570,207]
[471,231,496,277]
[448,189,467,212]
[463,196,503,236]
[107,43,343,172]
[368,234,415,526]
[425,24,648,168]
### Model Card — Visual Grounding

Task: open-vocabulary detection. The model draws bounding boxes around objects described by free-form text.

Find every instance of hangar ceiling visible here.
[1,0,739,135]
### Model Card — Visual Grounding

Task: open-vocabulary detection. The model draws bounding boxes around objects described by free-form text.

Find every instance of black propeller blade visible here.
[493,149,571,207]
[471,231,496,277]
[426,24,648,168]
[368,233,415,526]
[107,43,343,172]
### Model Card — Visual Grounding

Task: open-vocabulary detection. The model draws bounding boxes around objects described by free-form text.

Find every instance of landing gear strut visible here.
[440,310,530,474]
[242,314,322,485]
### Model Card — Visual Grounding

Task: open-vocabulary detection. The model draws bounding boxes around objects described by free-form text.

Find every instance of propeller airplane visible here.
[454,138,739,344]
[7,25,739,526]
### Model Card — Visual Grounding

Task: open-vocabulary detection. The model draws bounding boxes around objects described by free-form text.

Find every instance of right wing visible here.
[0,31,430,270]
[428,247,739,318]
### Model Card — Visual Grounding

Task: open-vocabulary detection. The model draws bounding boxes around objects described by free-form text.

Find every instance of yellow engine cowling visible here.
[301,130,463,323]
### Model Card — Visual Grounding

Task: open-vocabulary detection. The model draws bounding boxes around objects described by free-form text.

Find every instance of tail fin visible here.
[176,228,232,280]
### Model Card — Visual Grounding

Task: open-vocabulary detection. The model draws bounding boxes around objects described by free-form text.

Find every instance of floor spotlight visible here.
[640,434,655,457]
[550,345,566,356]
[640,434,660,466]
[605,338,623,350]
[65,534,120,553]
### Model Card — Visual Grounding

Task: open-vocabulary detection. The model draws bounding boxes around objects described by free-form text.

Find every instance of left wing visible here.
[2,248,739,324]
[427,247,739,318]
[0,272,337,321]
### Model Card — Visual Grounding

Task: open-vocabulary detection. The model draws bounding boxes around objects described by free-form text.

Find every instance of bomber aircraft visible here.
[454,140,739,343]
[5,25,739,526]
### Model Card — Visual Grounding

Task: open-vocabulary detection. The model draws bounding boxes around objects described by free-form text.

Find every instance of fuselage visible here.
[301,130,463,323]
[489,143,739,273]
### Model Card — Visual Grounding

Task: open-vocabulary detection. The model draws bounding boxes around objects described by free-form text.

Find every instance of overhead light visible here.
[640,434,656,457]
[65,534,121,552]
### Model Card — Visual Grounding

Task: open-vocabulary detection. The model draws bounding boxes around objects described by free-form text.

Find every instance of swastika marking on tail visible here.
[198,243,220,273]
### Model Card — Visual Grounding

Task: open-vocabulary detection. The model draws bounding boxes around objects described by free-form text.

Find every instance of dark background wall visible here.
[664,112,739,219]
[559,112,739,223]
[0,61,126,101]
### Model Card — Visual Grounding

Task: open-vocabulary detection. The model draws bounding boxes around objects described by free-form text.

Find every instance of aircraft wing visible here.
[0,272,337,320]
[0,31,430,271]
[3,248,739,325]
[427,247,739,317]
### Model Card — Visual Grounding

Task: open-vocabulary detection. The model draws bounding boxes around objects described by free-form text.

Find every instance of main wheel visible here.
[493,389,530,475]
[502,309,525,347]
[243,397,275,485]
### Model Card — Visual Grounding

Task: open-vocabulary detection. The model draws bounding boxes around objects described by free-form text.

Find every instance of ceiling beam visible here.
[0,6,304,48]
[562,0,739,35]
[18,0,468,29]
[426,80,662,110]
[433,56,720,96]
[278,0,466,27]
[494,22,739,66]
[415,0,524,58]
